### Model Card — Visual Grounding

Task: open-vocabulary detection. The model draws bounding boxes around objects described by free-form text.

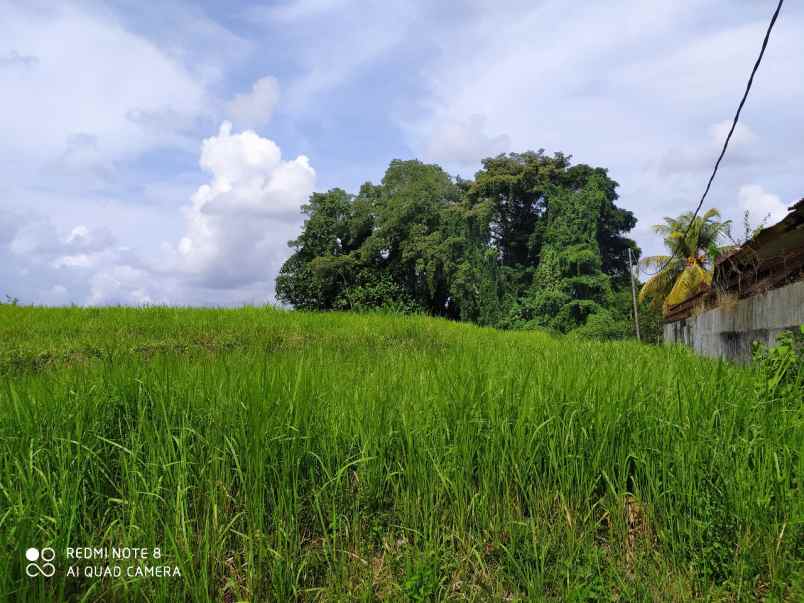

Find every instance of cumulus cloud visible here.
[0,2,241,305]
[0,2,319,306]
[9,221,115,260]
[88,266,156,306]
[1,121,316,306]
[226,76,281,129]
[50,226,116,270]
[65,225,116,253]
[424,114,510,165]
[0,209,126,304]
[170,121,315,289]
[738,184,789,225]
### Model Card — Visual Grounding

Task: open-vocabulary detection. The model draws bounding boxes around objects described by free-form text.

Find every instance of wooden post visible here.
[628,248,641,342]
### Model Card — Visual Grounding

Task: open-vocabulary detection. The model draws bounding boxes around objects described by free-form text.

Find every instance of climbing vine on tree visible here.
[276,152,640,337]
[508,176,615,332]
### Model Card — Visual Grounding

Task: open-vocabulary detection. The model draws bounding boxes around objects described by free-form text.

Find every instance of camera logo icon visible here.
[25,547,56,578]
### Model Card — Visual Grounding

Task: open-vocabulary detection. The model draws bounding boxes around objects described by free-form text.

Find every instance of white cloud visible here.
[0,3,320,306]
[659,121,760,176]
[65,225,116,254]
[170,121,315,289]
[247,1,418,113]
[423,114,510,165]
[43,285,70,305]
[4,0,803,305]
[403,0,804,259]
[52,254,93,269]
[226,76,281,129]
[0,209,130,304]
[711,121,756,147]
[1,121,317,306]
[10,221,115,260]
[738,184,788,225]
[0,3,211,179]
[88,266,155,306]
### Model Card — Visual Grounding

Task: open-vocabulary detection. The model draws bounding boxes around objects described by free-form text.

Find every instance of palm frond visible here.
[639,269,675,304]
[701,208,721,221]
[664,264,710,307]
[639,255,671,270]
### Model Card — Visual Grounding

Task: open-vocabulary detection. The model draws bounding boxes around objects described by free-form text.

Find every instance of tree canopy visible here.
[277,152,642,337]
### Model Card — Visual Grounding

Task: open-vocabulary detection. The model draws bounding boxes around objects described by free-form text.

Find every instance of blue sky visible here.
[1,0,802,305]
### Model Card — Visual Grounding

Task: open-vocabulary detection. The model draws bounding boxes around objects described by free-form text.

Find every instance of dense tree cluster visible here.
[276,151,655,338]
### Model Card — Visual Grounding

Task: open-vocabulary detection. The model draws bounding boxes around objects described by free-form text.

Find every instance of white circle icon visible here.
[25,547,55,578]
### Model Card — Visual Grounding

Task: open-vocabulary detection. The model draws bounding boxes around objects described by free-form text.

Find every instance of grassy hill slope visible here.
[0,306,801,601]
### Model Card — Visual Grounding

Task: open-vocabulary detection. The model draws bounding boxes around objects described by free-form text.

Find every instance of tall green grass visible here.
[0,306,801,601]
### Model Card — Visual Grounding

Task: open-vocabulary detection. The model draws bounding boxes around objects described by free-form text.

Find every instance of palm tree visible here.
[639,208,731,313]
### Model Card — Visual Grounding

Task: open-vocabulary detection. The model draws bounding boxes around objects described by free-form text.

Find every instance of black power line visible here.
[642,0,785,278]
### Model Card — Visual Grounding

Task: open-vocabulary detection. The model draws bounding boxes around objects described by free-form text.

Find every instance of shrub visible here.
[568,309,629,340]
[752,325,803,402]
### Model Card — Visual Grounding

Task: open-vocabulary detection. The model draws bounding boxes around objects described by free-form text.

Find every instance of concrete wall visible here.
[663,279,804,363]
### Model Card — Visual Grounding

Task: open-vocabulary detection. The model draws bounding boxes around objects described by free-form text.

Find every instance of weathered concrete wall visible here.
[663,279,804,363]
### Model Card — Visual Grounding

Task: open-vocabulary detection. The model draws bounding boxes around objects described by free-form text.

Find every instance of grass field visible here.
[0,305,801,601]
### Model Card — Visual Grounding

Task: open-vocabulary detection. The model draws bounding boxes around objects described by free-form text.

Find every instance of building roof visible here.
[664,197,804,323]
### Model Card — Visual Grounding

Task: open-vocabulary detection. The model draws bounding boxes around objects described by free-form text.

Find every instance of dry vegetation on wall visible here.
[0,306,801,601]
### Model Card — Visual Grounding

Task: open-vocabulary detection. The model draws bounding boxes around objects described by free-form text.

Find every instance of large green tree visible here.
[466,152,637,289]
[275,188,359,310]
[277,151,639,337]
[277,161,461,315]
[506,175,616,332]
[357,160,460,315]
